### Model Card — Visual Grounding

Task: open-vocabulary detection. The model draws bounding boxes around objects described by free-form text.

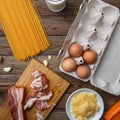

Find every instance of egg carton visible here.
[58,0,120,95]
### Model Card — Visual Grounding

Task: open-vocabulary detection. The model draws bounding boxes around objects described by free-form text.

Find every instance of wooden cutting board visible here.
[0,59,70,120]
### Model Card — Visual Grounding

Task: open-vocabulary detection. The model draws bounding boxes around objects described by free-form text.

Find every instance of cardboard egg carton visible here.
[58,0,120,95]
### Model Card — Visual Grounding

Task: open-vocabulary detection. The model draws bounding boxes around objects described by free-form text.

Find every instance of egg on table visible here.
[61,57,77,72]
[69,43,83,57]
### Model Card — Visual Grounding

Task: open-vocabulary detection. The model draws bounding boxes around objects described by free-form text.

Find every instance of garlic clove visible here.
[3,67,12,72]
[43,60,48,66]
[48,55,52,60]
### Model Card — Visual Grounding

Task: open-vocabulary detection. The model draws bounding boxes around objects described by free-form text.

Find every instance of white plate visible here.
[66,88,104,120]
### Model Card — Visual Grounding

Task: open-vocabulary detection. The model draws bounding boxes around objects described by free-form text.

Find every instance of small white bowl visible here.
[66,88,104,120]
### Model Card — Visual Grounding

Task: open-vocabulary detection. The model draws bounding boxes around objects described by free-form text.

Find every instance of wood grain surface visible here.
[0,0,120,120]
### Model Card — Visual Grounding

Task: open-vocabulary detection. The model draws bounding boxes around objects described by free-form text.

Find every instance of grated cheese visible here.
[70,92,100,120]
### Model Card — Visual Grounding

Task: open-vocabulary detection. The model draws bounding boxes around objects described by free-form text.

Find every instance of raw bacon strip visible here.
[32,70,42,79]
[24,92,37,110]
[37,100,49,111]
[31,74,48,91]
[24,97,37,110]
[24,89,53,110]
[36,89,53,101]
[8,86,25,120]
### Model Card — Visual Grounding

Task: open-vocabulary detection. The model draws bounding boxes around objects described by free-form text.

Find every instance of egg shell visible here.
[83,49,98,64]
[76,64,90,79]
[69,43,83,57]
[61,58,77,72]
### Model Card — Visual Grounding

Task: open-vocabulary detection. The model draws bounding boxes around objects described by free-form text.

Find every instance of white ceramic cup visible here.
[45,0,66,12]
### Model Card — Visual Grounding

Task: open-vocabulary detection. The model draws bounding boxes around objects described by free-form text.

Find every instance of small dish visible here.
[66,88,104,120]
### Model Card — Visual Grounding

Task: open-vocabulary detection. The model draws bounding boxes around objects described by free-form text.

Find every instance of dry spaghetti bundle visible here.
[0,0,50,61]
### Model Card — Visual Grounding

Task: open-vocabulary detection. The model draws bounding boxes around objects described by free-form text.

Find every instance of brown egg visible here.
[83,49,98,64]
[76,64,90,79]
[61,58,77,72]
[69,43,83,57]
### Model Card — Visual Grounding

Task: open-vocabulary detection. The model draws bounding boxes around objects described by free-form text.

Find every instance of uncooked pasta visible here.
[0,0,50,61]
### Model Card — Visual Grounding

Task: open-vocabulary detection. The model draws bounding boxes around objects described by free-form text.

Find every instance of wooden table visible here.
[0,0,120,120]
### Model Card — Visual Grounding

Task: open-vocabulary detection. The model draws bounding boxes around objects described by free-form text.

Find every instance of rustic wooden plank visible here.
[0,36,12,56]
[0,93,7,104]
[0,25,4,36]
[47,112,69,120]
[41,16,74,36]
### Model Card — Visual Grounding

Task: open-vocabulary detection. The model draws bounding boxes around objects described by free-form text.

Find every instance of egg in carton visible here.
[58,0,120,95]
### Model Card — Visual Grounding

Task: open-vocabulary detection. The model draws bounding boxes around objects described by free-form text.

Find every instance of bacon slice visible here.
[8,86,25,120]
[31,73,48,91]
[37,100,49,111]
[36,89,53,101]
[24,92,37,110]
[32,70,42,79]
[24,89,53,110]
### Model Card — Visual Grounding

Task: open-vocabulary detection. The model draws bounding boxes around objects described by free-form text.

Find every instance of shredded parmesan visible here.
[70,92,100,120]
